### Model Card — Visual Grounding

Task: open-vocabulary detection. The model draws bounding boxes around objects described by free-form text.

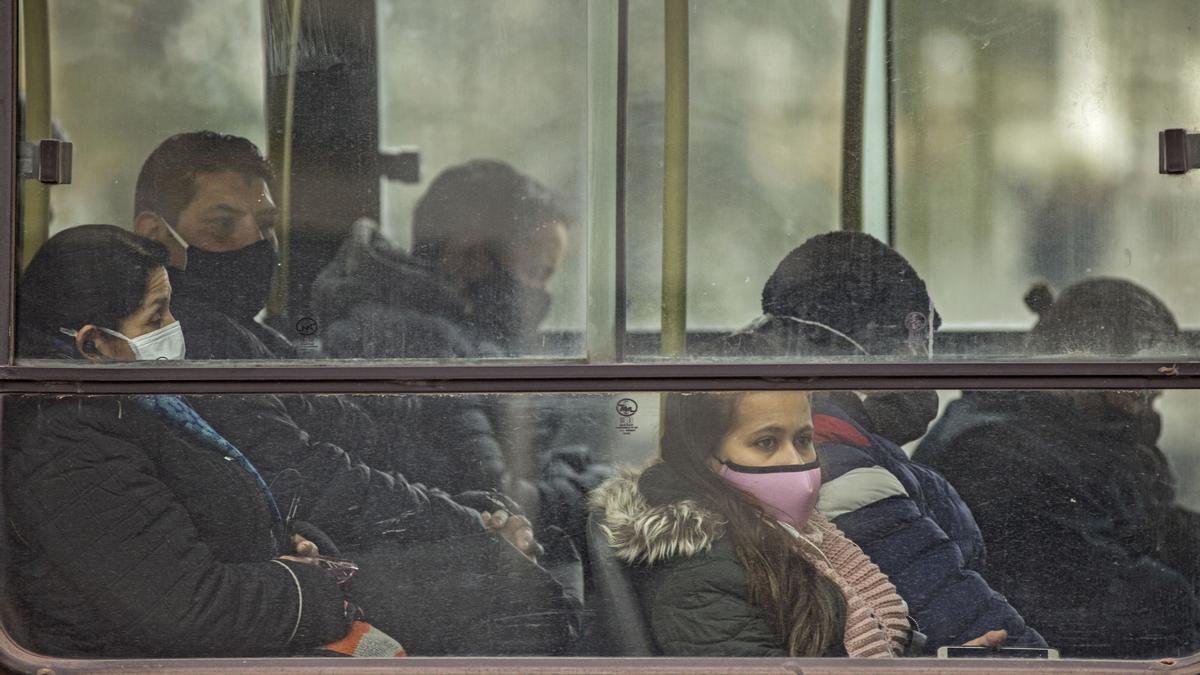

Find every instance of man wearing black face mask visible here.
[312,160,612,556]
[312,159,568,358]
[133,132,291,359]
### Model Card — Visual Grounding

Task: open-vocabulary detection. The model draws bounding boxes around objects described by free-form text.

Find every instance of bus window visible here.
[2,388,1199,662]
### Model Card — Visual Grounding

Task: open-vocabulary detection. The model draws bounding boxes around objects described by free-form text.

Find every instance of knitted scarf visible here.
[788,513,909,657]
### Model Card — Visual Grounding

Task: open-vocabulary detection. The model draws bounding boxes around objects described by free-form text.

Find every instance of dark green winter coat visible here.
[590,464,846,657]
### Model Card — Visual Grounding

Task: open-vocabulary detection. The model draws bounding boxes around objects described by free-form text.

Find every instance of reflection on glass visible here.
[4,387,1197,660]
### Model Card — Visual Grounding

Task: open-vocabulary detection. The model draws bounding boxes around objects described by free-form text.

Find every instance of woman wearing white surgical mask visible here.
[18,224,185,362]
[8,224,370,657]
[57,263,185,362]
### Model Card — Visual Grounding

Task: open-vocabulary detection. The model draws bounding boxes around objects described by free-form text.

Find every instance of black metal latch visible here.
[18,138,73,184]
[379,147,420,184]
[1159,129,1200,174]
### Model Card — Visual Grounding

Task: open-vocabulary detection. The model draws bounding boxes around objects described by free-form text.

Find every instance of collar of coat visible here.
[589,466,727,566]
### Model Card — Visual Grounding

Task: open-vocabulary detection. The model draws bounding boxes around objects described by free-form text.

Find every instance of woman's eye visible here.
[754,437,777,450]
[795,433,814,447]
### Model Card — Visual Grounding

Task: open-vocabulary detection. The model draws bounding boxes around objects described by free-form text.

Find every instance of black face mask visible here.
[862,390,940,446]
[465,270,551,353]
[169,239,279,320]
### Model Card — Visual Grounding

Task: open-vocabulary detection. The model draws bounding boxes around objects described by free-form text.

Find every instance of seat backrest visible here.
[583,511,657,656]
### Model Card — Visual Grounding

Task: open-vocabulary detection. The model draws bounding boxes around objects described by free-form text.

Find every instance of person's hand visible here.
[962,629,1008,648]
[277,533,321,565]
[481,509,544,562]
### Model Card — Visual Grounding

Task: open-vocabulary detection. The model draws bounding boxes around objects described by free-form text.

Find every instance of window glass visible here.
[36,0,267,239]
[17,0,589,365]
[375,0,589,354]
[3,388,1198,662]
[624,0,848,350]
[894,0,1200,339]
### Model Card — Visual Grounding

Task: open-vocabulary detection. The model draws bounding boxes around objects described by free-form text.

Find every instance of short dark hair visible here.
[411,159,568,261]
[134,131,274,225]
[18,225,170,358]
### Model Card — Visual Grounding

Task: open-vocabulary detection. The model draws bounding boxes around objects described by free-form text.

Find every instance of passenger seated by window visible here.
[10,225,581,657]
[591,391,1007,656]
[6,225,384,657]
[311,160,612,551]
[708,232,1044,651]
[914,278,1200,658]
[127,132,549,568]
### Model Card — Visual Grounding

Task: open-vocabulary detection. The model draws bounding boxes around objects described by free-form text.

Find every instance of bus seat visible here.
[584,511,657,656]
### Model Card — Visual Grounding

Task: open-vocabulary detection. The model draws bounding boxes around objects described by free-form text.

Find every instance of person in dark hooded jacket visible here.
[311,160,613,550]
[710,232,1043,650]
[915,278,1200,658]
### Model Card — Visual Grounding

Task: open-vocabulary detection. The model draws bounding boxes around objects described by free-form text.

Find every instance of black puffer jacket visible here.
[311,220,613,546]
[186,393,485,552]
[3,396,351,657]
[171,298,486,551]
[176,305,381,459]
[914,391,1200,658]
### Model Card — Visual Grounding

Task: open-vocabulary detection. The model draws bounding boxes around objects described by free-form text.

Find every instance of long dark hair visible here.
[659,391,840,656]
[17,224,170,359]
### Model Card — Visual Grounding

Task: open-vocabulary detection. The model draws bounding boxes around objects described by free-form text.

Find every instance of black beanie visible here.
[761,232,939,355]
[1025,278,1179,357]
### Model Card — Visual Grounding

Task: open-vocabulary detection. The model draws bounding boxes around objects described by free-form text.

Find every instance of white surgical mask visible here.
[59,321,186,361]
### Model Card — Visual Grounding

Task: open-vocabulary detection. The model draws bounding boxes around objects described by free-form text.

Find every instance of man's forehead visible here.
[190,170,275,208]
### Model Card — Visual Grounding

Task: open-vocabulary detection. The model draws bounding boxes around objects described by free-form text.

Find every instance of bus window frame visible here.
[3,0,1200,671]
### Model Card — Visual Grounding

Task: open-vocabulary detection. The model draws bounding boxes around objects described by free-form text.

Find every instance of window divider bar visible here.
[2,0,16,365]
[585,0,620,364]
[1,361,1197,394]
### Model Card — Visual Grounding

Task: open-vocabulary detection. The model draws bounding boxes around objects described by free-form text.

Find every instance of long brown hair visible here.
[659,391,840,656]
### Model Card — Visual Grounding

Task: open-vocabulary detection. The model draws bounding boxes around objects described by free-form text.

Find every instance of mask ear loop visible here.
[59,326,133,359]
[774,315,871,356]
[159,218,190,250]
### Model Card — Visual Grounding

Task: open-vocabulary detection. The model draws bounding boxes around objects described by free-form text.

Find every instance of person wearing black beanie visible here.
[915,278,1200,658]
[714,231,1045,653]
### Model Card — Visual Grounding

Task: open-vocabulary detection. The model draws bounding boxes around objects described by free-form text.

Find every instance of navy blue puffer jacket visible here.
[813,397,1043,651]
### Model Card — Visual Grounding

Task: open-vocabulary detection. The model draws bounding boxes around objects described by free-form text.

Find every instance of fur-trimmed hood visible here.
[589,465,727,566]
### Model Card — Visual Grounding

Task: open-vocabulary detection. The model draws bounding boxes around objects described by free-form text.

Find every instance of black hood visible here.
[310,218,467,333]
[915,390,1156,470]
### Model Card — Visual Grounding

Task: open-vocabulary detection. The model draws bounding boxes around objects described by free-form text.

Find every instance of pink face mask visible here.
[718,459,822,529]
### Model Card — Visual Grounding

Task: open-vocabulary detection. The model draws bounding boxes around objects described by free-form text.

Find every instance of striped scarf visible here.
[788,513,910,658]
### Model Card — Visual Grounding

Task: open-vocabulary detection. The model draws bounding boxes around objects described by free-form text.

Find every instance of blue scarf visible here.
[132,394,283,526]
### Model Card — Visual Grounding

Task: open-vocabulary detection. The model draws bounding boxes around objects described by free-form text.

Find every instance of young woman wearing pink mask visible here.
[592,391,1005,657]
